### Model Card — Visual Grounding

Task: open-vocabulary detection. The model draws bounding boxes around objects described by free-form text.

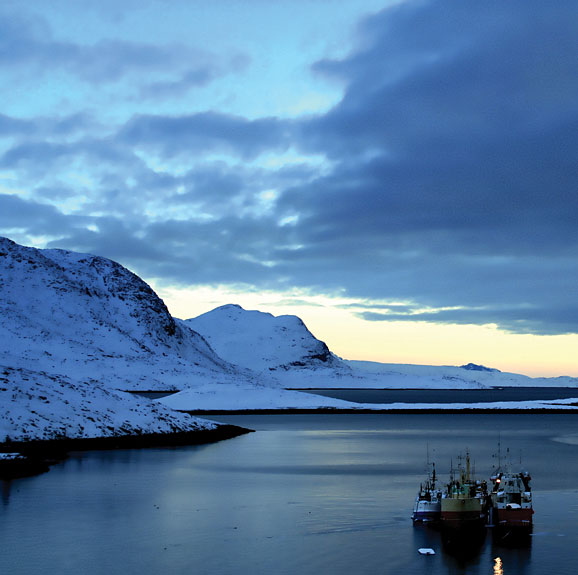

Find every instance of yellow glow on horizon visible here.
[151,283,578,379]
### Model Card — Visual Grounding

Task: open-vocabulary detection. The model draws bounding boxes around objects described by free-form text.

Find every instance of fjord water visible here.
[2,414,578,574]
[303,386,578,404]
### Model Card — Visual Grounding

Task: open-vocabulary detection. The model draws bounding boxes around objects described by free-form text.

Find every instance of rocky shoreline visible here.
[0,424,252,480]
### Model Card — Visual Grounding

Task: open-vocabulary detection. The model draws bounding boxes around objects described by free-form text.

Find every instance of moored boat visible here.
[489,462,533,542]
[412,462,442,524]
[440,452,488,531]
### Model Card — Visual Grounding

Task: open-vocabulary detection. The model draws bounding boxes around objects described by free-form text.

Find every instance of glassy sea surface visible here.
[302,387,578,404]
[2,413,578,575]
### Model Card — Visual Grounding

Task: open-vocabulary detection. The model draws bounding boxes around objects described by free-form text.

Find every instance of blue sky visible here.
[2,0,578,375]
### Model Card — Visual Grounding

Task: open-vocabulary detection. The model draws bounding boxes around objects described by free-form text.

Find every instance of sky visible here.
[1,0,577,377]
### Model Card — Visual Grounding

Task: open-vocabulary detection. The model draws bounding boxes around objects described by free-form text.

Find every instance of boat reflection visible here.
[412,503,533,567]
[440,525,487,559]
[491,525,533,548]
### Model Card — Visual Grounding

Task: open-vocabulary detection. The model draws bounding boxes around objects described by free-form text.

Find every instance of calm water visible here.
[303,387,578,404]
[2,414,578,574]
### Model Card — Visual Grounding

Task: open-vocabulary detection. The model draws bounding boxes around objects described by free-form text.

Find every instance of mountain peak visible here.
[460,363,500,373]
[215,304,244,311]
[186,304,342,372]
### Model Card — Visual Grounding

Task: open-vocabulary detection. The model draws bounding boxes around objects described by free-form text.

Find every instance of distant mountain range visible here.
[1,236,577,442]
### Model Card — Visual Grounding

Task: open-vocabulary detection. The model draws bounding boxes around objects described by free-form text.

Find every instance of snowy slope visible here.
[0,237,238,392]
[185,304,346,372]
[340,360,578,389]
[266,359,578,390]
[160,383,359,411]
[0,365,216,443]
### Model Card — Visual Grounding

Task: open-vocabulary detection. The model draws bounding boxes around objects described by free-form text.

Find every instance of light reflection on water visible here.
[1,413,578,574]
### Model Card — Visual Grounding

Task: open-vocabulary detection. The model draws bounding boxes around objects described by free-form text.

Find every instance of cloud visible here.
[139,68,218,100]
[267,0,578,333]
[0,9,237,89]
[47,214,292,290]
[359,304,578,337]
[139,54,250,101]
[118,112,293,160]
[0,194,81,236]
[1,0,577,337]
[46,219,169,263]
[0,112,97,140]
[0,138,142,183]
[0,114,35,137]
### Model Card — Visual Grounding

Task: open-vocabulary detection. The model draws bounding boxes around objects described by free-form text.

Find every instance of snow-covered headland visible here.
[1,235,578,466]
[0,237,253,475]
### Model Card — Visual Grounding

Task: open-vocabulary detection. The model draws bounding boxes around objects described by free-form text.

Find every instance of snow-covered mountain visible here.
[185,304,345,372]
[0,237,354,441]
[0,236,237,392]
[0,236,257,443]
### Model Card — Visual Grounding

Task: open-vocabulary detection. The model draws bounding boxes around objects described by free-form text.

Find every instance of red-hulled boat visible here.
[489,463,533,542]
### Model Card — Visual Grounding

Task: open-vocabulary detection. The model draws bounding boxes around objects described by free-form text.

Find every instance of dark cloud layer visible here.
[119,112,292,160]
[1,0,577,336]
[276,0,578,333]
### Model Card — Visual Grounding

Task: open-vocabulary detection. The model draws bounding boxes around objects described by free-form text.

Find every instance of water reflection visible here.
[441,526,487,559]
[490,541,532,573]
[413,521,534,573]
[491,527,533,548]
[1,480,12,506]
[412,520,537,575]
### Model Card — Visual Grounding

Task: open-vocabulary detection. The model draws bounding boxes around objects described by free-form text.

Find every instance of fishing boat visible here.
[412,461,442,524]
[440,452,488,531]
[489,458,533,542]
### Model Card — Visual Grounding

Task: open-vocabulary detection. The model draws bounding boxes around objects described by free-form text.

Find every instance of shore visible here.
[183,406,578,415]
[0,424,252,480]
